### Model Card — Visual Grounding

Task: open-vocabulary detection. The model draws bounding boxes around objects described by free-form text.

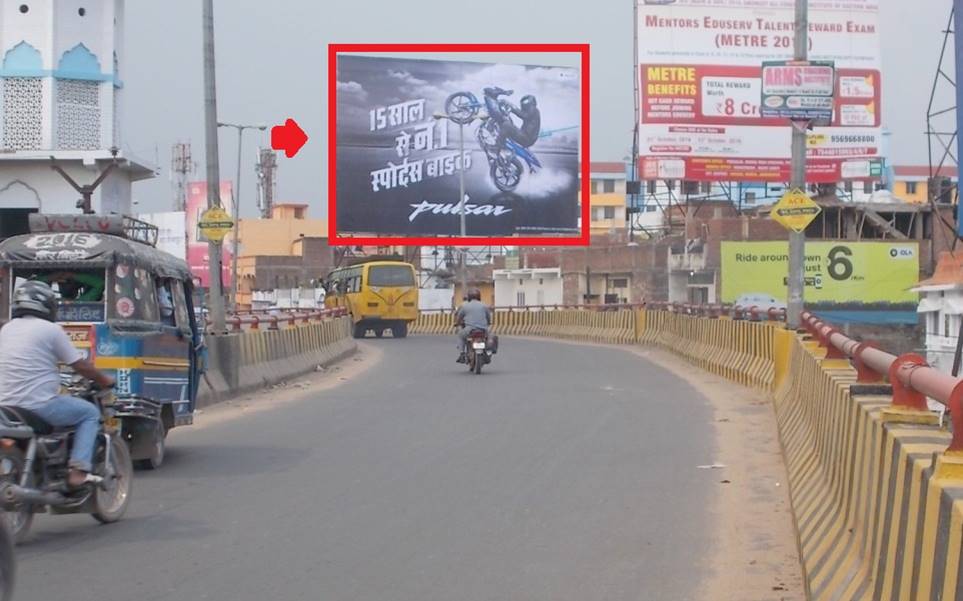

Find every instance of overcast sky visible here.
[123,0,954,216]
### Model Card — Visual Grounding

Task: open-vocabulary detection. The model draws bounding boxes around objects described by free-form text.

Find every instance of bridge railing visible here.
[205,307,349,333]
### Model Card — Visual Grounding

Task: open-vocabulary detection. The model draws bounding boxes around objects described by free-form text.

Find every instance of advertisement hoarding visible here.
[185,181,233,289]
[335,54,581,238]
[720,241,919,306]
[637,0,881,183]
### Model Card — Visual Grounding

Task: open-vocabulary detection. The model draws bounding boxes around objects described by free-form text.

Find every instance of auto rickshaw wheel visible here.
[134,421,165,471]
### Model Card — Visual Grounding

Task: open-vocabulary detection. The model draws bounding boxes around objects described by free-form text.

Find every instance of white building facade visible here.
[914,252,963,375]
[493,268,563,308]
[0,0,153,236]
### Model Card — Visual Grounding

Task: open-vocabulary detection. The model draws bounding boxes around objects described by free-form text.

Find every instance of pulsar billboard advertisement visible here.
[334,54,581,239]
[637,0,881,183]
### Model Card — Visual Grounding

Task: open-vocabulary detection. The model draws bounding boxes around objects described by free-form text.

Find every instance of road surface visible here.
[16,336,720,601]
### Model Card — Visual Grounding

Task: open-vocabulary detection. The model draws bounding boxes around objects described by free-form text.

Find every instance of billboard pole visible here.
[202,0,226,333]
[459,122,468,297]
[786,0,809,330]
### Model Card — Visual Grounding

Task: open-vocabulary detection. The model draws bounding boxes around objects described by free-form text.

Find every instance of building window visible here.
[906,181,918,194]
[611,278,628,288]
[745,192,757,204]
[603,180,615,193]
[928,312,939,335]
[590,180,599,194]
[844,181,853,192]
[56,79,101,150]
[603,206,616,219]
[946,314,954,338]
[516,291,526,306]
[863,181,873,194]
[2,78,43,150]
[646,180,657,194]
[701,182,712,194]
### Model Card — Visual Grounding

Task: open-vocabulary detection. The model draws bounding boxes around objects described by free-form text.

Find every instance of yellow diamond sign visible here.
[771,188,821,233]
[198,206,234,243]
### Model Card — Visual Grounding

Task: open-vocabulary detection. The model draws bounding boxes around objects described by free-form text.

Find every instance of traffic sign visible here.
[198,206,234,243]
[771,188,821,233]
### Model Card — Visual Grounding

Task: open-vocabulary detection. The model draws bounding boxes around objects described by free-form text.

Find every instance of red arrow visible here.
[271,118,308,158]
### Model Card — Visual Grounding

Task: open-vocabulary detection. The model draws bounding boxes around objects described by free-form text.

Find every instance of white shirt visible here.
[0,316,83,409]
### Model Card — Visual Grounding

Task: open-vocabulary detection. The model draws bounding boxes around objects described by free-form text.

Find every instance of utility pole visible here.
[786,0,808,329]
[202,0,226,332]
[218,122,266,311]
[458,122,468,299]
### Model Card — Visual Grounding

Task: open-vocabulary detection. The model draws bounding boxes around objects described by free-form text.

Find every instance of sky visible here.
[122,0,955,217]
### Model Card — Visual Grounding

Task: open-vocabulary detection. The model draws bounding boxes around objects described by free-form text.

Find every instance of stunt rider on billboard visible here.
[485,87,541,155]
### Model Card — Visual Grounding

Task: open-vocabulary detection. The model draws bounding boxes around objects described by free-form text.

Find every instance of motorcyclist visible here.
[483,87,541,152]
[0,281,115,489]
[455,288,492,364]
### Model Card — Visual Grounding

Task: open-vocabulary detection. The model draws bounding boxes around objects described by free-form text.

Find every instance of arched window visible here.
[55,44,102,150]
[1,42,44,150]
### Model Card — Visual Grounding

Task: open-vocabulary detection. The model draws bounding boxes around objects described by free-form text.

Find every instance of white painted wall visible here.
[419,288,453,311]
[0,160,131,213]
[494,268,563,307]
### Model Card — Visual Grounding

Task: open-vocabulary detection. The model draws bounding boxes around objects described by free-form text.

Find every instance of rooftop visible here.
[914,251,963,290]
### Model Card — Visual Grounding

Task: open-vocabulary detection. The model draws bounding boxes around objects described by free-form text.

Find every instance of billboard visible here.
[185,181,233,289]
[335,54,581,238]
[137,211,186,260]
[720,241,919,307]
[637,0,881,183]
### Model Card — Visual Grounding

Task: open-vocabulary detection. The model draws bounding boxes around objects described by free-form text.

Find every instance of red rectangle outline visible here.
[327,43,591,247]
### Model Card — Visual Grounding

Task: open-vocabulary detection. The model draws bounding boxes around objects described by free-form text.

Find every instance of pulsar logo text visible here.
[408,201,513,222]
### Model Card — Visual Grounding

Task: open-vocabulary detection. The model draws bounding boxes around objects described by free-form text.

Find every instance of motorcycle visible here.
[461,328,498,375]
[444,87,542,192]
[0,377,133,543]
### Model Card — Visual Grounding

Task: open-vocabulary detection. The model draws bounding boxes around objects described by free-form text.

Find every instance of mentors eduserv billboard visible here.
[720,241,919,307]
[637,0,882,183]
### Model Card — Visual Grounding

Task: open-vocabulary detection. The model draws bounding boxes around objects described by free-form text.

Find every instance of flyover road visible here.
[17,336,723,601]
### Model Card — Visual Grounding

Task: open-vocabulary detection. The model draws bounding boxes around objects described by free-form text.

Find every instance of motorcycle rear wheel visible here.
[473,353,484,374]
[492,156,523,192]
[92,436,133,524]
[0,449,33,544]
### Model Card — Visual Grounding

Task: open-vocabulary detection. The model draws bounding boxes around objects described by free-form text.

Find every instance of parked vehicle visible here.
[0,377,132,543]
[0,215,206,470]
[324,260,419,339]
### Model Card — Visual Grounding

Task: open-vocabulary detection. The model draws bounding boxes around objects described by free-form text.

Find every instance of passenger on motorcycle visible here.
[0,281,115,488]
[455,288,493,364]
[483,87,541,153]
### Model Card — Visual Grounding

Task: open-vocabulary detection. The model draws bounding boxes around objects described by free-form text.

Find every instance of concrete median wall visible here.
[198,316,356,406]
[411,308,963,600]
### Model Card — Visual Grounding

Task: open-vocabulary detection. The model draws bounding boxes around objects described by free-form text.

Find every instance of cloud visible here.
[337,80,368,102]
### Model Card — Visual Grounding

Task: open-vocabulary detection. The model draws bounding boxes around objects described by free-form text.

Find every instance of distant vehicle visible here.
[733,293,786,312]
[324,261,419,339]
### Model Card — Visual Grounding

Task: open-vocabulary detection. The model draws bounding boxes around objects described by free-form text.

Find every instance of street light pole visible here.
[786,0,808,329]
[218,122,266,312]
[459,122,468,298]
[202,0,226,333]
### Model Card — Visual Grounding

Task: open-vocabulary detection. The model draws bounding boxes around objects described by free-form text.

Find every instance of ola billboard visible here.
[721,241,919,307]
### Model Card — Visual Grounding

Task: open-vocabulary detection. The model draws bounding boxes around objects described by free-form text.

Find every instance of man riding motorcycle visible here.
[455,288,493,364]
[483,87,541,154]
[0,281,115,489]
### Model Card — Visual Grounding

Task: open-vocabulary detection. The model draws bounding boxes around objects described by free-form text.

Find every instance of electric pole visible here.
[786,0,808,329]
[202,0,226,332]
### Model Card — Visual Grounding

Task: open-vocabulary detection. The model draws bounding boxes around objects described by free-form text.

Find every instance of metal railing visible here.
[205,307,349,333]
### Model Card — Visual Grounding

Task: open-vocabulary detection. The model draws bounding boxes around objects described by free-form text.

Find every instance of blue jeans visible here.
[30,396,100,472]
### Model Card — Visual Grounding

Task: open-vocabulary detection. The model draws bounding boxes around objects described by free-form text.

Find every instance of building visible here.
[493,267,563,307]
[0,0,155,238]
[237,204,328,256]
[914,251,963,375]
[585,162,628,237]
[235,236,336,310]
[890,166,958,204]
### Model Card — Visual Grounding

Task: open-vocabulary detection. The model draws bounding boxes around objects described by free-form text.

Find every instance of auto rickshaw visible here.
[0,215,204,469]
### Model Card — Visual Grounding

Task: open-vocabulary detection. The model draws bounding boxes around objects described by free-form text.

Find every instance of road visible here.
[16,336,718,601]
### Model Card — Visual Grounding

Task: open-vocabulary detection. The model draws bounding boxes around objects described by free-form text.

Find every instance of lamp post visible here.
[433,112,472,298]
[217,121,266,312]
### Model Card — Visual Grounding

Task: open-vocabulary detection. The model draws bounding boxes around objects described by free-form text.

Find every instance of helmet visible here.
[467,288,482,301]
[520,95,537,110]
[11,280,58,321]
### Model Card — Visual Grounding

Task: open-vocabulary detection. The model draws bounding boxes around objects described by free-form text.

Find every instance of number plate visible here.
[472,342,486,350]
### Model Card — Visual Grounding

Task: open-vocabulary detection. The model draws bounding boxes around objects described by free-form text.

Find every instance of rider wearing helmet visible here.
[454,287,493,364]
[484,88,541,152]
[0,281,115,488]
